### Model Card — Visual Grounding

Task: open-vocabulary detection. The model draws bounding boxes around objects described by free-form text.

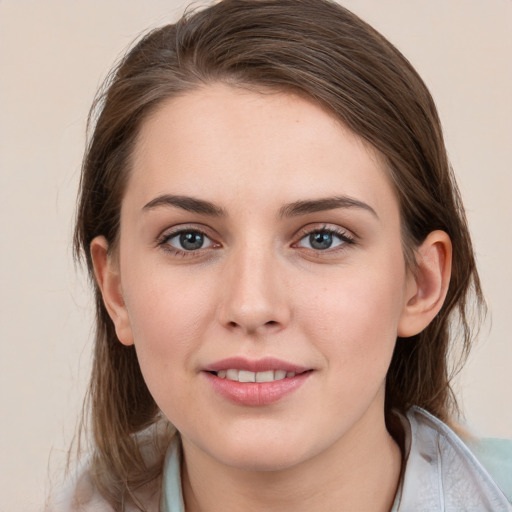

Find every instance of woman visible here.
[49,0,512,510]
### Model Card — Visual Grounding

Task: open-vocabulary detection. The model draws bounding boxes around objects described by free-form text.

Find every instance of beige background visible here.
[0,0,511,510]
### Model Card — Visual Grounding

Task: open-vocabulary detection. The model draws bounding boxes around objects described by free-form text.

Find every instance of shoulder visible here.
[396,406,512,511]
[46,424,172,511]
[409,407,512,503]
[45,463,161,512]
[465,436,512,503]
[44,465,114,512]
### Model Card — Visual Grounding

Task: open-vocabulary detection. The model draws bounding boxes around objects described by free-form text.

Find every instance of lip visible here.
[203,357,310,374]
[202,357,312,406]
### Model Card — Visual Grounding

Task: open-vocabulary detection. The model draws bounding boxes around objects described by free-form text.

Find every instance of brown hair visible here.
[74,0,484,508]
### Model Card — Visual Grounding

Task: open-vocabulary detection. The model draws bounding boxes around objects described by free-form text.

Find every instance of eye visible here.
[296,228,354,251]
[163,229,215,251]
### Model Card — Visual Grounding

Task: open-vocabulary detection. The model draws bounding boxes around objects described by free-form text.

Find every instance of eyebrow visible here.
[279,196,378,219]
[142,194,378,219]
[142,194,226,216]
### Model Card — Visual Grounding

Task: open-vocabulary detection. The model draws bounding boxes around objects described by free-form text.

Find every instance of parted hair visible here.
[74,0,484,508]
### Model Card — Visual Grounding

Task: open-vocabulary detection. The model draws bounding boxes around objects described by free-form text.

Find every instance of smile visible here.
[203,358,312,406]
[213,369,298,382]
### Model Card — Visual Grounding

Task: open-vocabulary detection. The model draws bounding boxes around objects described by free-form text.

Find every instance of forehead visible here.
[126,83,397,218]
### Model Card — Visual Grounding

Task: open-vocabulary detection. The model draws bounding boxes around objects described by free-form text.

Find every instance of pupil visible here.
[180,232,204,250]
[310,232,332,250]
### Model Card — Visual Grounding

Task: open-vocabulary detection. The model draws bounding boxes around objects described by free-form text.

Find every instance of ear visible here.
[398,230,452,338]
[90,236,134,346]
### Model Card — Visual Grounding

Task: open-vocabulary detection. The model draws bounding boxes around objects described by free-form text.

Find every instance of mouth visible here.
[202,357,313,406]
[208,369,308,382]
[203,356,311,379]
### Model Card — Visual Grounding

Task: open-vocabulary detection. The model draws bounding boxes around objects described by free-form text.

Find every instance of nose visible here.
[217,244,291,336]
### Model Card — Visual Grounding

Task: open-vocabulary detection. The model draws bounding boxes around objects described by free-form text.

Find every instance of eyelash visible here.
[157,225,356,258]
[293,225,355,253]
[157,226,217,257]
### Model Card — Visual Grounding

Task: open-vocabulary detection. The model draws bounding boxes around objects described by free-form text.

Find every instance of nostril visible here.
[226,319,279,331]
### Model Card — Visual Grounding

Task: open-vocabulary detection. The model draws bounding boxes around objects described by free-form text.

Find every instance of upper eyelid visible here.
[157,227,219,256]
[158,224,215,241]
[163,229,212,243]
[293,223,356,240]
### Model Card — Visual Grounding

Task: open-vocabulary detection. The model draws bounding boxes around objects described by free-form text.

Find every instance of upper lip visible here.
[203,357,311,374]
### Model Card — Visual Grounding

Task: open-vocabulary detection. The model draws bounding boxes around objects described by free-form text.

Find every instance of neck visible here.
[181,404,402,512]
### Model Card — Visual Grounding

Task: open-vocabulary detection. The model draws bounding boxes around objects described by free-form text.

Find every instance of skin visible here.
[92,84,451,511]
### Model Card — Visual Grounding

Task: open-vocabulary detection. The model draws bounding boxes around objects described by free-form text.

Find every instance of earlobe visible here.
[397,230,452,338]
[90,236,134,346]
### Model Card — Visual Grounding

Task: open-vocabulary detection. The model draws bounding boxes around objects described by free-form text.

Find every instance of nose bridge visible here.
[219,238,289,334]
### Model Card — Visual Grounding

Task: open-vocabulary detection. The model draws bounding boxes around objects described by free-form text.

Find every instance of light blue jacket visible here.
[390,407,512,511]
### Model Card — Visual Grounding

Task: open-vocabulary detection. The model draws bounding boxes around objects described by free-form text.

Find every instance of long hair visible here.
[74,0,484,507]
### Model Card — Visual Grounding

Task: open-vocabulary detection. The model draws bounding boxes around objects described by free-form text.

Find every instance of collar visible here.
[391,406,511,511]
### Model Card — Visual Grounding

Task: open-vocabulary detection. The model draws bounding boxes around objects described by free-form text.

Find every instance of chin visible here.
[202,430,319,473]
[219,448,307,473]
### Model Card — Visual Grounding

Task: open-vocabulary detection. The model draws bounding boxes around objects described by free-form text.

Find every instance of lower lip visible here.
[204,371,311,406]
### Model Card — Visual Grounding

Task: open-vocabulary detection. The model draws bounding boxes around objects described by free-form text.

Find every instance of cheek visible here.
[299,260,406,381]
[120,265,216,395]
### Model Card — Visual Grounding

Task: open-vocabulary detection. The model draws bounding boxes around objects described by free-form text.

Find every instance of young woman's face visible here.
[112,84,414,471]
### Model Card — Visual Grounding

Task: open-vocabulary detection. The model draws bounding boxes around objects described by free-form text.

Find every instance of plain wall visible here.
[0,1,511,510]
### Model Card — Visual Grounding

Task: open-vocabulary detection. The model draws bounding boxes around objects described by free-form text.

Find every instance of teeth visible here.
[255,370,274,383]
[239,370,256,382]
[215,369,298,382]
[226,369,239,380]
